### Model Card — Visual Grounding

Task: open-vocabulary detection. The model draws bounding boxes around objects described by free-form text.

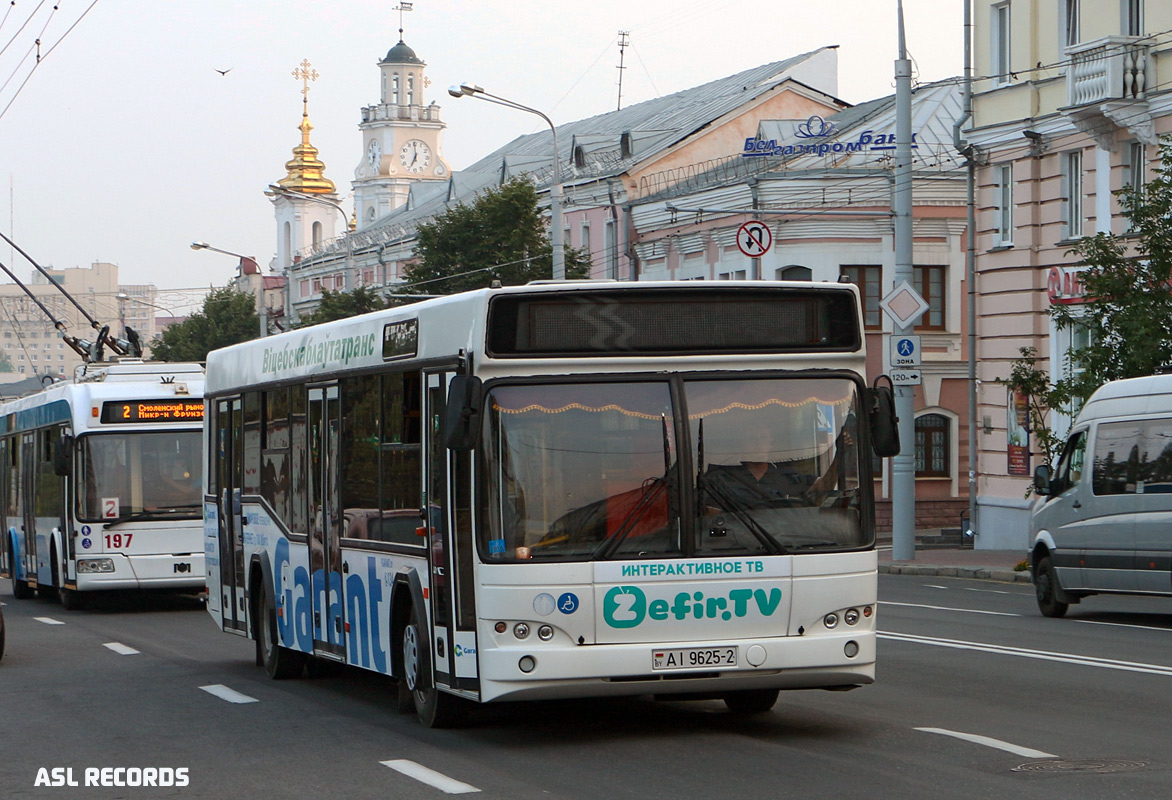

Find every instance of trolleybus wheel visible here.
[401,603,465,728]
[59,587,84,611]
[257,581,305,679]
[1034,555,1069,618]
[722,688,779,715]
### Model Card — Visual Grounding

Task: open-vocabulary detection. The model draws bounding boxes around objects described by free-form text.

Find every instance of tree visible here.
[1003,140,1172,464]
[0,351,12,372]
[150,287,258,362]
[297,286,387,327]
[402,177,589,295]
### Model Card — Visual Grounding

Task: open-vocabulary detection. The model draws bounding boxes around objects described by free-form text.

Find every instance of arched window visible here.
[392,74,400,105]
[407,75,414,106]
[915,414,950,477]
[776,265,812,281]
[312,221,323,247]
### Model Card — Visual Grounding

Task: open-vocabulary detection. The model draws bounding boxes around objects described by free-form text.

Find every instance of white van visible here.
[1029,374,1172,617]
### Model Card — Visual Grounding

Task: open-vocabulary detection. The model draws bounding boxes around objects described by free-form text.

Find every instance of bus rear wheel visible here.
[400,604,465,728]
[257,581,305,679]
[723,689,779,715]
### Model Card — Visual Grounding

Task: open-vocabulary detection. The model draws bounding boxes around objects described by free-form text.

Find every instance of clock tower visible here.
[353,37,450,229]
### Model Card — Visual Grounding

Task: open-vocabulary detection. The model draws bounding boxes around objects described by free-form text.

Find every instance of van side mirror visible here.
[52,434,74,476]
[1033,464,1052,496]
[444,375,483,451]
[867,376,900,458]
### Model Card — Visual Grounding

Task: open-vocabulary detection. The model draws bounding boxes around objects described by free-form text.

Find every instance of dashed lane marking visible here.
[199,684,258,704]
[880,601,1020,617]
[380,760,480,794]
[915,727,1058,759]
[34,617,65,625]
[103,642,140,655]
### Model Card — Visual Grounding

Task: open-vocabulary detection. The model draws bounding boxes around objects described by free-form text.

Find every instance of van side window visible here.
[1052,430,1086,495]
[1143,419,1172,492]
[1092,421,1142,495]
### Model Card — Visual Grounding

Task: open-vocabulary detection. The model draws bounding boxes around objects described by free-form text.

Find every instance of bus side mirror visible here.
[1033,465,1052,496]
[52,434,74,476]
[444,375,483,452]
[868,377,900,458]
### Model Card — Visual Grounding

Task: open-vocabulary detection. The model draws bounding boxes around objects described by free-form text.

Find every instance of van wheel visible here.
[723,689,779,714]
[401,604,465,728]
[1034,556,1069,618]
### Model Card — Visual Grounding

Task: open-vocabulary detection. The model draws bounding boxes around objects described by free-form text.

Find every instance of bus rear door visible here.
[308,384,345,661]
[215,398,247,632]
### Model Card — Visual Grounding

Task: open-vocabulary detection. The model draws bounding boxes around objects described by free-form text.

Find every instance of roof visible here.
[382,40,423,65]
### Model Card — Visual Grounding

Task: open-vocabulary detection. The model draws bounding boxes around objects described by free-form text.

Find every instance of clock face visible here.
[399,139,432,174]
[367,139,382,172]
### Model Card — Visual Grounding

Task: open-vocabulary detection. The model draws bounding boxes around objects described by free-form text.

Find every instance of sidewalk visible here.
[878,547,1032,583]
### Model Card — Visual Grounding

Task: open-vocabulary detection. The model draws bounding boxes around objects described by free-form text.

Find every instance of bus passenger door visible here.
[216,398,247,632]
[20,434,37,588]
[308,385,345,659]
[424,372,458,690]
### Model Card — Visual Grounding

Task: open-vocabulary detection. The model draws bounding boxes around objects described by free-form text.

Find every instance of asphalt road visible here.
[2,574,1170,799]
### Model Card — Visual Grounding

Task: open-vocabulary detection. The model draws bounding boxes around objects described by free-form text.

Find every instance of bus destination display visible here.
[101,400,205,424]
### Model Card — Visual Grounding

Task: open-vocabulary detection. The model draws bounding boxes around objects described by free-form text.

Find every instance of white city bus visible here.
[0,360,206,609]
[203,281,897,726]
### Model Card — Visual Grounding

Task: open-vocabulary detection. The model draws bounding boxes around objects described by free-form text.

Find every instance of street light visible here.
[448,83,565,280]
[190,240,268,337]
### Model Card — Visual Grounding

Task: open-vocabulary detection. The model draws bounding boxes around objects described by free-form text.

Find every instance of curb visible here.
[879,564,1033,583]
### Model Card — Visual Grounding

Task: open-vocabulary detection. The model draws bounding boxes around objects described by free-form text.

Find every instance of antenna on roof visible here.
[394,2,413,40]
[616,31,630,111]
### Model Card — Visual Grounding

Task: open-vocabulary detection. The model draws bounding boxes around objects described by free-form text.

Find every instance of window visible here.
[915,414,950,477]
[605,219,617,279]
[300,279,310,298]
[1125,0,1143,36]
[341,375,380,540]
[1063,150,1083,240]
[392,74,400,105]
[913,266,945,329]
[312,221,323,247]
[380,371,422,545]
[996,164,1013,245]
[993,3,1011,85]
[776,265,813,281]
[407,76,414,106]
[840,265,882,329]
[1127,141,1146,199]
[1050,430,1087,495]
[580,224,591,270]
[717,270,747,281]
[1063,0,1080,47]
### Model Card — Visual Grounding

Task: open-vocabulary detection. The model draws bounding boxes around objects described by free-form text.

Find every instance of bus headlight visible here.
[77,558,115,574]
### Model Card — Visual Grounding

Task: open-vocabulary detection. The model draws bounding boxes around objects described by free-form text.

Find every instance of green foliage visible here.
[149,287,258,362]
[297,286,387,328]
[0,350,12,372]
[1002,139,1172,465]
[403,177,589,295]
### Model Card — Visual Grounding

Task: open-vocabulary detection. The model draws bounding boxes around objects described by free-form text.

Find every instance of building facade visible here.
[965,0,1171,547]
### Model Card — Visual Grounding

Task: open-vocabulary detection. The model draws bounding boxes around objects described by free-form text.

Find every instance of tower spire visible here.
[276,59,336,194]
[394,2,413,40]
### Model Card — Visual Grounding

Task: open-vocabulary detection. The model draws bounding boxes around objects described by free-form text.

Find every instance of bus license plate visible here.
[652,646,738,671]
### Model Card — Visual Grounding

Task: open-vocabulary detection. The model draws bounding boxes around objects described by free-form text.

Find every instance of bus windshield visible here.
[77,431,204,522]
[480,376,866,562]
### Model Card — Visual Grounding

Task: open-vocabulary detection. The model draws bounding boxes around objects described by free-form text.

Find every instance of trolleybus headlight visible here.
[844,608,860,625]
[823,613,839,629]
[514,623,530,639]
[77,558,115,573]
[537,624,554,641]
[519,656,536,673]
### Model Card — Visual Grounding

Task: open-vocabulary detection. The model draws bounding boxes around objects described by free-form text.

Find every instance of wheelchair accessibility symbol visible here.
[557,592,579,614]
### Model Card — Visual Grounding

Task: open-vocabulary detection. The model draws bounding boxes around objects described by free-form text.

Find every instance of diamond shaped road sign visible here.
[880,281,930,328]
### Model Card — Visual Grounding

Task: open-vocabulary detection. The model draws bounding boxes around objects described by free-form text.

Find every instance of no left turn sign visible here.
[736,221,772,257]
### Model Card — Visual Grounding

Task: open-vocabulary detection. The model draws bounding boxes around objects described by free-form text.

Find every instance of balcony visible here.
[1063,36,1154,149]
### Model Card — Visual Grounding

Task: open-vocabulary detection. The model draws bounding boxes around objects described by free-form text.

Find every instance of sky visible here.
[0,0,962,311]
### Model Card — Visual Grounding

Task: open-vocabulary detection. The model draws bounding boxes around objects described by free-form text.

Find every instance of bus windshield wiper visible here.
[593,414,673,561]
[104,506,200,528]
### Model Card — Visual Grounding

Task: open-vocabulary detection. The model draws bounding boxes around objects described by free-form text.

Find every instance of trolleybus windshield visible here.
[77,430,203,521]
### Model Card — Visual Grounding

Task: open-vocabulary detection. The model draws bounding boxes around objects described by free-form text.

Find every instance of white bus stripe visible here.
[34,616,65,625]
[103,642,140,655]
[199,684,258,704]
[915,727,1057,759]
[380,760,481,794]
[881,631,1172,676]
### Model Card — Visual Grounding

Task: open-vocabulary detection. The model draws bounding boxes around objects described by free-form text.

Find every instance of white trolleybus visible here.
[1,360,206,609]
[203,281,899,726]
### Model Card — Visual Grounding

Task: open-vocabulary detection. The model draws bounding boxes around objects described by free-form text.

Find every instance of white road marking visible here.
[381,760,480,794]
[962,587,1025,595]
[1073,618,1172,634]
[915,727,1057,759]
[880,601,1020,618]
[103,642,140,655]
[881,631,1172,677]
[199,684,258,704]
[924,585,948,590]
[34,616,65,625]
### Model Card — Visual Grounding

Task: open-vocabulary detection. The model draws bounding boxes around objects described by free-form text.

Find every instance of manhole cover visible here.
[1013,759,1147,774]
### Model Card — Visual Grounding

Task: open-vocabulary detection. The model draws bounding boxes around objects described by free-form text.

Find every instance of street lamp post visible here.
[190,241,268,337]
[448,83,565,281]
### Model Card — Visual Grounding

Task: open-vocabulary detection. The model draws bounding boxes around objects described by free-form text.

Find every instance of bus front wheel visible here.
[257,581,305,679]
[1034,555,1069,618]
[400,604,464,728]
[723,688,779,714]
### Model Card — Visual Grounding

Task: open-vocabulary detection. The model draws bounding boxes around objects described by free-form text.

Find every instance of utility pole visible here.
[891,0,917,561]
[616,31,629,111]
